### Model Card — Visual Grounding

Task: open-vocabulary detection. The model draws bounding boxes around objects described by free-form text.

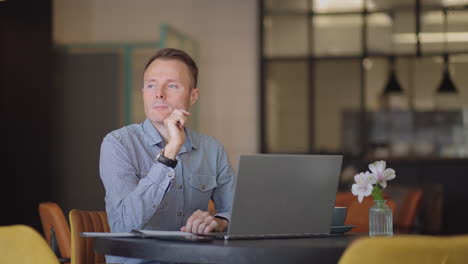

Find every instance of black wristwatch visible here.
[156,149,178,168]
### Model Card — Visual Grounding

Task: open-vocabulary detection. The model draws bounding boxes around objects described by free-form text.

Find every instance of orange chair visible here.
[38,202,71,264]
[395,188,423,234]
[335,192,355,207]
[208,200,217,215]
[69,209,110,264]
[345,196,396,233]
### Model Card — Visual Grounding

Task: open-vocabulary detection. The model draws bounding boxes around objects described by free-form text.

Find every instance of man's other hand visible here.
[180,210,228,234]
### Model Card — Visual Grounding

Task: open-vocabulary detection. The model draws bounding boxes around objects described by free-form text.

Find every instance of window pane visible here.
[312,15,363,56]
[447,11,468,53]
[364,55,468,158]
[265,0,308,12]
[312,0,364,13]
[421,10,468,54]
[451,55,468,108]
[367,13,392,54]
[264,15,309,57]
[391,10,416,55]
[314,59,361,154]
[265,61,309,153]
[421,10,445,53]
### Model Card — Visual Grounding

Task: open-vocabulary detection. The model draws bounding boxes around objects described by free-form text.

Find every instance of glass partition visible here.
[265,60,309,153]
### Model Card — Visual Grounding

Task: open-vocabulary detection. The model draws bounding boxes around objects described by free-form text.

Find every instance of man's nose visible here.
[155,88,166,99]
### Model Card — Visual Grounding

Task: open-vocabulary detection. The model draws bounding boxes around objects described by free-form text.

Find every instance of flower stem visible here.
[371,185,384,201]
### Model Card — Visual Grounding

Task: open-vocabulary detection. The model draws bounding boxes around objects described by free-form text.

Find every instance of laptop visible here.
[208,154,343,240]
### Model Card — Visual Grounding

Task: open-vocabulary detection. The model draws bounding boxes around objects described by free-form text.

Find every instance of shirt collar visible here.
[143,119,163,146]
[143,118,198,154]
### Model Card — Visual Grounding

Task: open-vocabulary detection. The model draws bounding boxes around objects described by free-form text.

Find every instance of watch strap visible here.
[157,149,178,168]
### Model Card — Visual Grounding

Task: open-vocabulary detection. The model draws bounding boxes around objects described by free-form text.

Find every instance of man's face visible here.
[143,59,199,125]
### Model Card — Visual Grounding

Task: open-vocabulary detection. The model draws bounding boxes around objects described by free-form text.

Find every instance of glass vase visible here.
[369,200,393,237]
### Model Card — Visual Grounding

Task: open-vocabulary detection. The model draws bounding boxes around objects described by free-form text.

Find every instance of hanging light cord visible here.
[443,8,449,68]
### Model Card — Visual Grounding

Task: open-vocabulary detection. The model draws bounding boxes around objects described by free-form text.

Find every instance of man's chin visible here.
[148,117,167,126]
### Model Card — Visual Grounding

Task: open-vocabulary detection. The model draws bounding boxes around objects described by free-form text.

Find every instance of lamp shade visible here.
[383,57,403,95]
[383,70,403,94]
[437,55,458,94]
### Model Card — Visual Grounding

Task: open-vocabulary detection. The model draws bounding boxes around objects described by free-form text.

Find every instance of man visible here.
[100,48,235,264]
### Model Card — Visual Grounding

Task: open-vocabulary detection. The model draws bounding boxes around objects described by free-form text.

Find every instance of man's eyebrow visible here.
[144,78,179,83]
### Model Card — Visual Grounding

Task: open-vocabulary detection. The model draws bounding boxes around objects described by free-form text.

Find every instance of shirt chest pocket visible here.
[190,174,217,193]
[189,174,217,211]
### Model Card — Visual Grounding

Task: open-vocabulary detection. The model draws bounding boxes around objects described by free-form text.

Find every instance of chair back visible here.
[396,188,423,233]
[335,192,355,207]
[0,224,60,264]
[69,209,110,264]
[338,235,468,264]
[208,199,217,215]
[38,202,71,262]
[345,196,396,233]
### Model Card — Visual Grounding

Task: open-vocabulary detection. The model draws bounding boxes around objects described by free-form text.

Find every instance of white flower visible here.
[351,172,375,203]
[368,160,396,189]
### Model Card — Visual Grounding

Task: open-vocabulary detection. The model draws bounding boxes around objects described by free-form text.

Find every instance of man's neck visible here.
[152,121,169,144]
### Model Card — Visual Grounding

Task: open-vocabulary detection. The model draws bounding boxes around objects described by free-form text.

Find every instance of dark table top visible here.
[94,234,361,264]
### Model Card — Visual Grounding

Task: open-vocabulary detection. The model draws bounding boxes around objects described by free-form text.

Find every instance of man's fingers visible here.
[184,210,219,234]
[204,221,218,233]
[197,223,207,234]
[191,218,204,233]
[168,111,188,128]
[185,210,202,232]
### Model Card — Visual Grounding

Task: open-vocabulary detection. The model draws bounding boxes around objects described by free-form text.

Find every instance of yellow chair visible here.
[69,209,110,264]
[0,224,60,264]
[339,235,468,264]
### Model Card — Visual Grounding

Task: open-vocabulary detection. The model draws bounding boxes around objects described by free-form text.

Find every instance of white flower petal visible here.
[351,183,361,195]
[354,174,361,185]
[363,184,373,196]
[369,163,377,175]
[352,182,373,203]
[366,173,378,185]
[379,180,388,189]
[382,168,396,181]
[358,194,364,203]
[377,160,386,171]
[369,160,386,175]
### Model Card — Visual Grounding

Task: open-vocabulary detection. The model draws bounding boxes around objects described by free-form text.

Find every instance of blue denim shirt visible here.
[99,119,235,264]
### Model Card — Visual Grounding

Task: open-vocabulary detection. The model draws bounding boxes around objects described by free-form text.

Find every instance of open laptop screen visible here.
[226,154,343,238]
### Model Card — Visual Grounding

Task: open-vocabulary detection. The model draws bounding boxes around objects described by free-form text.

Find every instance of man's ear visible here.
[190,88,200,106]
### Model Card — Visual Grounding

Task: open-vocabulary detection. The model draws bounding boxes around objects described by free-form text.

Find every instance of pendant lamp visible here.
[383,56,403,94]
[437,54,457,93]
[383,13,403,95]
[437,10,458,94]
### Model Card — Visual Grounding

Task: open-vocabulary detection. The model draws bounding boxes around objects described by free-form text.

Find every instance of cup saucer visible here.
[330,225,355,234]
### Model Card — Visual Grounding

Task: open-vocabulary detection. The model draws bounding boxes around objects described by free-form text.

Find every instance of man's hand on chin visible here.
[163,109,191,159]
[181,210,229,234]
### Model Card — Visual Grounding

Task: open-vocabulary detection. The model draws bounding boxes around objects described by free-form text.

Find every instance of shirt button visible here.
[168,172,174,178]
[177,212,182,216]
[201,185,206,190]
[178,185,183,189]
